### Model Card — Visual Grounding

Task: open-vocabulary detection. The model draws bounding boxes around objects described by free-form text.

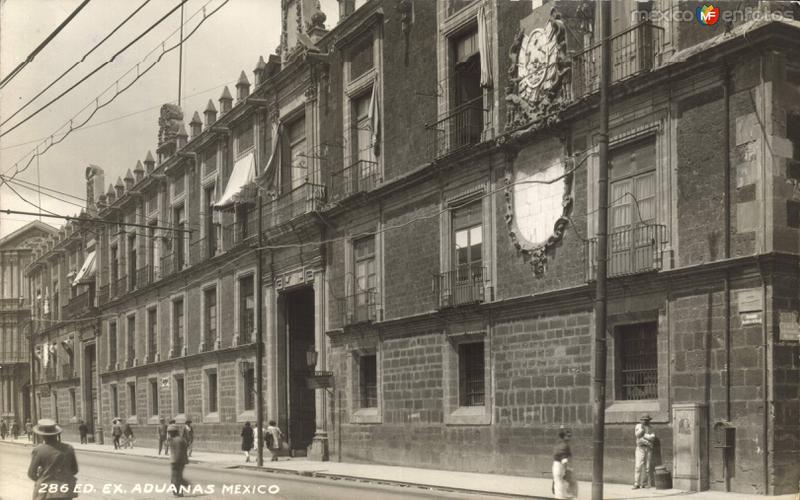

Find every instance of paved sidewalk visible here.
[2,436,795,500]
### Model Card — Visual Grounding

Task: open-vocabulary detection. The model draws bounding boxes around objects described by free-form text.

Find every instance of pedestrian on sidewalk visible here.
[0,420,7,439]
[123,422,135,448]
[111,418,122,450]
[158,417,169,455]
[26,419,33,441]
[633,414,656,489]
[27,418,79,500]
[182,419,194,457]
[78,420,88,444]
[266,420,283,462]
[167,424,190,497]
[240,422,254,462]
[11,420,20,439]
[552,427,577,499]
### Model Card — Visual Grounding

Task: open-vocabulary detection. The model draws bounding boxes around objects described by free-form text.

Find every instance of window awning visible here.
[214,151,255,209]
[72,251,96,286]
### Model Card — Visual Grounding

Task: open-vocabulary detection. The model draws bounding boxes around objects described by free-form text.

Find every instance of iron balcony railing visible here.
[238,312,254,344]
[171,337,183,359]
[331,160,379,200]
[160,252,178,279]
[61,363,75,380]
[0,351,28,364]
[136,265,154,290]
[572,21,664,99]
[189,235,218,263]
[271,182,327,226]
[221,208,258,250]
[434,265,487,309]
[338,289,379,326]
[97,285,109,306]
[426,96,488,160]
[585,224,667,281]
[63,289,94,319]
[110,275,127,299]
[0,298,28,310]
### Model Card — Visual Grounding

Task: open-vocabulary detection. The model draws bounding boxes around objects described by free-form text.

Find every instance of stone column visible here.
[308,270,329,461]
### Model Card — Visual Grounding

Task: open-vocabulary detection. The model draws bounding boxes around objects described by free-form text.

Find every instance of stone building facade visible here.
[21,0,800,495]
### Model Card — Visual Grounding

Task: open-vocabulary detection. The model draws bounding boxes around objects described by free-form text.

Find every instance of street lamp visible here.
[306,350,318,373]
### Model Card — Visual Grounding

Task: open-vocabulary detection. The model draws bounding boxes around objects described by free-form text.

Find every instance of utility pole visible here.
[591,2,612,500]
[177,2,184,108]
[28,320,37,425]
[255,194,264,466]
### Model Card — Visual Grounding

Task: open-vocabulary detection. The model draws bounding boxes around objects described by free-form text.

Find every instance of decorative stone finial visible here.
[204,99,217,127]
[144,151,155,173]
[219,87,233,114]
[190,111,202,138]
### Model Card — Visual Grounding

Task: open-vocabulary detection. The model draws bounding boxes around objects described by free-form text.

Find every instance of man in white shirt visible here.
[633,414,656,489]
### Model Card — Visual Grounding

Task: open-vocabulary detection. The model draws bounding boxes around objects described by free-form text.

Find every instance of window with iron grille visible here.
[147,308,157,360]
[286,116,307,190]
[242,362,255,411]
[207,371,218,413]
[204,287,217,348]
[360,354,377,408]
[128,381,137,415]
[128,234,137,289]
[239,276,254,342]
[616,322,658,400]
[458,342,484,407]
[175,375,185,414]
[149,378,159,416]
[109,322,117,366]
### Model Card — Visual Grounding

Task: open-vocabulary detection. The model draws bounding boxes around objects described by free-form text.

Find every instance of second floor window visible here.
[204,186,217,257]
[147,308,157,360]
[173,172,185,197]
[204,146,217,175]
[109,322,117,366]
[239,275,254,342]
[110,245,119,283]
[608,138,657,275]
[353,236,376,322]
[204,287,217,348]
[173,206,185,269]
[128,234,137,289]
[127,315,136,362]
[453,202,482,275]
[352,92,376,166]
[173,299,184,355]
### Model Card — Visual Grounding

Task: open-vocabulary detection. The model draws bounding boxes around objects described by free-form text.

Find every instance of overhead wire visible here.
[0,0,189,138]
[0,0,92,89]
[1,0,229,183]
[0,0,153,130]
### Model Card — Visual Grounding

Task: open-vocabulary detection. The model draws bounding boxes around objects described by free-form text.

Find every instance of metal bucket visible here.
[654,466,672,490]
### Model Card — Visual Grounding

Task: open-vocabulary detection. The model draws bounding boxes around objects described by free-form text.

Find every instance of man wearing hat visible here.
[633,414,656,489]
[167,423,190,496]
[27,419,79,500]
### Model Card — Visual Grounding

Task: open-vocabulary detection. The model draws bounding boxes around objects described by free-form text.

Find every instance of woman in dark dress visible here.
[240,422,254,462]
[552,427,577,499]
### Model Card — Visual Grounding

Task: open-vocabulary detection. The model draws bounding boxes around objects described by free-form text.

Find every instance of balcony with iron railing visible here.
[110,274,127,299]
[97,284,109,306]
[135,265,154,290]
[434,265,487,309]
[0,350,28,364]
[61,363,75,380]
[237,313,254,345]
[331,160,379,201]
[221,209,258,250]
[426,96,489,160]
[189,235,218,264]
[585,224,667,281]
[571,21,664,99]
[63,289,95,319]
[338,289,379,326]
[270,182,328,227]
[170,337,183,359]
[159,252,179,279]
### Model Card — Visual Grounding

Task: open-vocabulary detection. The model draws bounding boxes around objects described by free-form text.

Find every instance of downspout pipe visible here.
[722,61,732,492]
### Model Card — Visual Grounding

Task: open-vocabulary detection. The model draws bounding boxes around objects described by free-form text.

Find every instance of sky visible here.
[0,0,340,238]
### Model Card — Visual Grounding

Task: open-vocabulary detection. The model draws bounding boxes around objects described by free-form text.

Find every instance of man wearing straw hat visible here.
[27,418,79,499]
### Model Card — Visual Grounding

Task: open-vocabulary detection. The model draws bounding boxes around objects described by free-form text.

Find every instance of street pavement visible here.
[0,441,516,500]
[1,438,796,500]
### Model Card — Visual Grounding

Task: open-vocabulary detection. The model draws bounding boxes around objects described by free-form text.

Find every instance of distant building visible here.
[0,221,57,427]
[24,0,800,496]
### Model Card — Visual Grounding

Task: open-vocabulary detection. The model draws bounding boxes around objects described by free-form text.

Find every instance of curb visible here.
[233,464,547,500]
[0,440,205,465]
